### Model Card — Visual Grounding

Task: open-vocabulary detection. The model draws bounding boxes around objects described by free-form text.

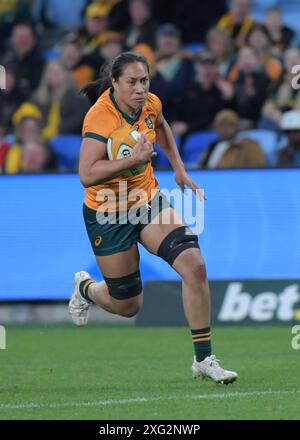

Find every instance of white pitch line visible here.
[0,390,299,411]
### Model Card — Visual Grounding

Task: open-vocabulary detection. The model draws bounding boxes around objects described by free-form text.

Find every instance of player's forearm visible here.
[155,120,186,173]
[80,156,139,187]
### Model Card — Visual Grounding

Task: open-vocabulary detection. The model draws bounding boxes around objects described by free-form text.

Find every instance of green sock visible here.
[79,279,94,304]
[191,327,212,362]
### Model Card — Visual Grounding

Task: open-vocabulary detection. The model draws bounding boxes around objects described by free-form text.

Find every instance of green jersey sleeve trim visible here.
[83,132,108,143]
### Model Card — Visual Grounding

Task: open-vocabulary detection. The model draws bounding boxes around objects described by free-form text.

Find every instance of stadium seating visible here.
[183,42,204,55]
[237,129,279,165]
[181,131,219,168]
[154,143,172,169]
[154,134,181,169]
[250,0,278,22]
[49,135,82,170]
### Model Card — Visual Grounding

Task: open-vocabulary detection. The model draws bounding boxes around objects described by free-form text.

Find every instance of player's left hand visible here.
[174,170,207,201]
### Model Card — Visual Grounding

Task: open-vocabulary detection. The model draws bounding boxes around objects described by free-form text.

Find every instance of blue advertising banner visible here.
[0,169,299,300]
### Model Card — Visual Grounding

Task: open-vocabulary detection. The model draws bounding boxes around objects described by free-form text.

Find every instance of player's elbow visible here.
[79,163,94,187]
[79,172,92,188]
[80,171,106,187]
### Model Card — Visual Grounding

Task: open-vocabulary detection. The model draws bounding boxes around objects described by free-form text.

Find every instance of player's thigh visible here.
[139,206,185,254]
[95,244,140,277]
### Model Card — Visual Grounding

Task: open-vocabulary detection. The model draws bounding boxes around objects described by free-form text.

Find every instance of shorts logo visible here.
[94,236,102,247]
[145,116,153,130]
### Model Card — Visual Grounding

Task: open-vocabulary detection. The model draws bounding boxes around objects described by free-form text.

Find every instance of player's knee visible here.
[119,297,143,318]
[157,226,200,267]
[104,270,143,316]
[185,256,207,285]
[104,270,143,301]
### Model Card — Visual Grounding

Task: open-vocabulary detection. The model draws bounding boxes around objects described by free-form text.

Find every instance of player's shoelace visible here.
[207,355,222,368]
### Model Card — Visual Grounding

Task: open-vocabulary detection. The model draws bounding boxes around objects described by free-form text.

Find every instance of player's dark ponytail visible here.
[81,52,149,105]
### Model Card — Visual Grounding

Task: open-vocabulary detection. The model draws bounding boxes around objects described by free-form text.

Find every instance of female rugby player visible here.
[69,52,238,384]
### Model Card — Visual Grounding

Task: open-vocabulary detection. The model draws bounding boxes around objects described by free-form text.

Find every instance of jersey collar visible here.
[109,92,142,125]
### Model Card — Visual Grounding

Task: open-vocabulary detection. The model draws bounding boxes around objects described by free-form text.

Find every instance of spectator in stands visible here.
[264,8,295,53]
[277,110,300,167]
[123,0,158,50]
[228,24,282,84]
[72,2,110,55]
[170,51,234,138]
[82,31,124,77]
[21,140,57,173]
[132,43,156,76]
[0,128,9,173]
[0,23,45,94]
[0,0,32,51]
[0,63,28,134]
[150,23,194,120]
[230,46,271,127]
[198,109,240,168]
[59,40,95,90]
[97,31,123,62]
[5,103,43,174]
[214,137,266,168]
[261,48,300,131]
[31,60,90,140]
[217,0,254,49]
[245,23,282,83]
[205,27,235,78]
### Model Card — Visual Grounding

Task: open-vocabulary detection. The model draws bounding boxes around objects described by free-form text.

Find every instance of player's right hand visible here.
[132,133,157,164]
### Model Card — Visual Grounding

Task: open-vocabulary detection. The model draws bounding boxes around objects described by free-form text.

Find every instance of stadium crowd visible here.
[1,0,300,173]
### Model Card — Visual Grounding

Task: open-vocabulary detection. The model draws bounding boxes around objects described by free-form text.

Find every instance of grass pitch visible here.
[0,325,299,420]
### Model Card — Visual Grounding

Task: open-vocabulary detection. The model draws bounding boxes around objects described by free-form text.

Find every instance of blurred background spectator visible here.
[123,0,158,50]
[5,104,41,174]
[277,110,300,166]
[30,60,89,140]
[170,51,234,138]
[217,0,254,49]
[198,108,266,168]
[0,63,28,133]
[204,27,235,78]
[0,128,9,173]
[264,8,295,54]
[213,137,266,168]
[261,48,300,131]
[59,40,95,91]
[80,31,124,79]
[198,109,240,168]
[244,23,282,82]
[71,2,111,55]
[21,139,56,173]
[0,0,33,52]
[150,24,195,120]
[230,46,271,127]
[0,23,45,94]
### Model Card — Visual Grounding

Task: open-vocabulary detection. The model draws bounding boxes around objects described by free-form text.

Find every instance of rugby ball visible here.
[107,127,147,177]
